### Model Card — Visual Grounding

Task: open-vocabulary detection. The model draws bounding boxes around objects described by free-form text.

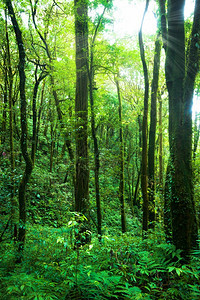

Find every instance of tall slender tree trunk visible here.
[158,95,163,189]
[193,111,200,161]
[36,80,46,150]
[89,80,101,237]
[133,170,141,208]
[5,0,33,261]
[2,56,8,144]
[5,9,17,240]
[31,66,47,165]
[74,0,89,217]
[139,0,150,232]
[116,77,126,233]
[88,6,107,239]
[148,35,161,226]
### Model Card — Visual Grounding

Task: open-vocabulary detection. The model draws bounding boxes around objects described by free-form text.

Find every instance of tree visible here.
[138,0,150,232]
[5,0,33,260]
[115,74,126,233]
[161,0,200,258]
[88,5,107,239]
[5,8,17,239]
[148,35,161,226]
[74,0,89,218]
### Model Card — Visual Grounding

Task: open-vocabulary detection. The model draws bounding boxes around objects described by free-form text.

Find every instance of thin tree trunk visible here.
[158,95,163,189]
[148,35,161,226]
[89,86,101,237]
[36,80,45,150]
[2,55,8,144]
[5,9,17,240]
[31,67,39,165]
[50,122,55,187]
[138,0,150,232]
[115,77,126,233]
[88,5,107,239]
[193,111,200,161]
[133,170,141,208]
[31,66,47,165]
[5,0,33,261]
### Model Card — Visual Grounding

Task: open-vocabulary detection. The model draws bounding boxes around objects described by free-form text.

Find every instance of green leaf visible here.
[168,266,175,272]
[175,268,181,276]
[195,42,200,49]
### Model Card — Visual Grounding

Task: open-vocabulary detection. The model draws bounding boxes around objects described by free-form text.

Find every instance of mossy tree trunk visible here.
[74,0,89,218]
[164,0,199,258]
[5,9,17,240]
[5,0,33,261]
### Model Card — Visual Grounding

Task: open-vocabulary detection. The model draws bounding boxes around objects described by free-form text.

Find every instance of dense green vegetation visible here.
[0,0,200,299]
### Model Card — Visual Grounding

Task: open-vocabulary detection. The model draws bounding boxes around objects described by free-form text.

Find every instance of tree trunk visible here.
[158,95,163,189]
[5,0,33,262]
[36,80,46,150]
[164,163,172,241]
[89,81,101,237]
[31,66,47,165]
[139,0,150,232]
[50,121,55,187]
[74,0,89,217]
[88,6,107,239]
[2,54,8,144]
[5,9,17,240]
[193,111,200,161]
[165,0,199,258]
[148,35,161,226]
[116,77,126,233]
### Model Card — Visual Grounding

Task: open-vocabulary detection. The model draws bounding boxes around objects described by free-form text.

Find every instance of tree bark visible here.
[31,66,47,165]
[74,0,89,217]
[116,77,126,233]
[138,0,150,232]
[158,94,163,189]
[164,162,172,241]
[148,35,161,226]
[193,111,200,161]
[36,80,45,150]
[165,0,199,258]
[5,0,33,261]
[2,54,8,144]
[88,6,107,239]
[5,9,17,240]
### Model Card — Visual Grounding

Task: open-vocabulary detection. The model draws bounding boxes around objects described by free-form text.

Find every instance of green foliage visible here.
[0,0,200,299]
[1,223,200,299]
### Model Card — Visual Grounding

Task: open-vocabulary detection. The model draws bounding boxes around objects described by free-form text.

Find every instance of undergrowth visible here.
[0,216,200,300]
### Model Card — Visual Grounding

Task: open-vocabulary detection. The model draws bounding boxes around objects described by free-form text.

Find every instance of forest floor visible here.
[0,219,200,300]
